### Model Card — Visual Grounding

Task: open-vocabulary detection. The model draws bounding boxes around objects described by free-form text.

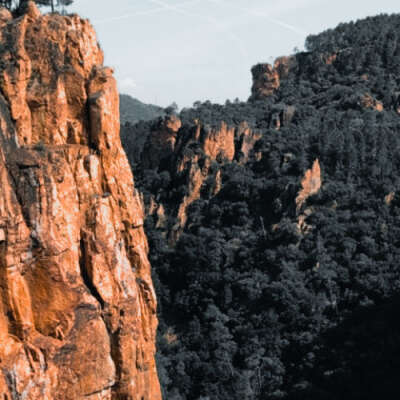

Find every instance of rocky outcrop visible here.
[250,63,280,100]
[0,3,160,400]
[164,119,235,242]
[385,191,395,205]
[236,121,262,163]
[338,92,384,112]
[143,117,236,168]
[359,93,383,112]
[269,105,296,131]
[294,160,322,236]
[296,159,322,211]
[201,121,235,161]
[321,52,338,65]
[172,154,212,242]
[141,114,181,169]
[137,116,262,243]
[250,56,296,100]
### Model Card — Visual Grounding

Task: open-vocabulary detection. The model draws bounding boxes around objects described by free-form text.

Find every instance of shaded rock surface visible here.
[132,115,262,243]
[250,56,297,100]
[0,3,160,399]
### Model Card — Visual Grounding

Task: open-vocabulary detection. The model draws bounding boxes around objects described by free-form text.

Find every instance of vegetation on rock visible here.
[0,0,73,13]
[121,13,400,400]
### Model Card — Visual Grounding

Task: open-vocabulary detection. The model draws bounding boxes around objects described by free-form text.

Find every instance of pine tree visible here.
[0,0,73,12]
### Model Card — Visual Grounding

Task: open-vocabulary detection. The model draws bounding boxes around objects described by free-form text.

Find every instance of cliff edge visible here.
[0,2,160,399]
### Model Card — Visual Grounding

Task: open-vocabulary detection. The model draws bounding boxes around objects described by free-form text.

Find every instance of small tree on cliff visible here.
[0,0,15,8]
[32,0,74,13]
[0,0,73,13]
[55,0,73,13]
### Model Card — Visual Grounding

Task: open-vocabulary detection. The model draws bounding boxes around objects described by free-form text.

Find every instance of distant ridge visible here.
[119,93,165,125]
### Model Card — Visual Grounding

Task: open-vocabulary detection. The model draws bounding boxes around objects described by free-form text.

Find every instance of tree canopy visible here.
[121,12,400,400]
[0,0,73,13]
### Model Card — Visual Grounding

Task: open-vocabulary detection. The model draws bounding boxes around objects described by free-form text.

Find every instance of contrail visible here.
[93,0,202,24]
[147,0,249,62]
[208,0,307,37]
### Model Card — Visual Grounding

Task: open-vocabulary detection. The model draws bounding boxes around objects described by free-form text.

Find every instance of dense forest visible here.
[121,14,400,400]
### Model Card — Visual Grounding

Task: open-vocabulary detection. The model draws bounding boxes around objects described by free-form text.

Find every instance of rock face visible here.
[296,159,322,211]
[0,3,160,400]
[250,56,296,100]
[141,114,181,169]
[200,121,235,162]
[138,116,262,243]
[250,63,280,100]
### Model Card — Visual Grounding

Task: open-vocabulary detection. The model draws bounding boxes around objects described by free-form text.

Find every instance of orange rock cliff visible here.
[0,2,160,399]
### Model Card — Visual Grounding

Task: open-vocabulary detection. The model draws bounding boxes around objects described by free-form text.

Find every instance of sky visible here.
[67,0,400,108]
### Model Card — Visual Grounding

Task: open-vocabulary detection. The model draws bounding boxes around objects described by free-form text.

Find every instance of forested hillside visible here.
[119,93,165,124]
[122,14,400,400]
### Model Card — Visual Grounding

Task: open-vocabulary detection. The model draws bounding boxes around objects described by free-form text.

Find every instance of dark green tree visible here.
[0,0,73,13]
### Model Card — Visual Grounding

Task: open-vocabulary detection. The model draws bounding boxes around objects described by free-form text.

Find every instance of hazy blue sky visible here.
[68,0,400,108]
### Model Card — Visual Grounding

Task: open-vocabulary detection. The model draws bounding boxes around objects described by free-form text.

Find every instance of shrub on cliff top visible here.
[0,0,73,13]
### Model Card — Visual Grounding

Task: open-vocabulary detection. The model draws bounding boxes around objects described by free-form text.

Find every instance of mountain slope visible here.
[122,12,400,400]
[119,94,165,125]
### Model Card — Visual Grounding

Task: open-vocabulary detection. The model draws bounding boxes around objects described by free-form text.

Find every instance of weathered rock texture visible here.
[296,159,322,211]
[250,63,280,100]
[141,114,181,170]
[0,3,160,399]
[250,56,296,100]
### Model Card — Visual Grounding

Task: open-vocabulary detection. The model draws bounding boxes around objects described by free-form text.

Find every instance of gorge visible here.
[1,2,400,399]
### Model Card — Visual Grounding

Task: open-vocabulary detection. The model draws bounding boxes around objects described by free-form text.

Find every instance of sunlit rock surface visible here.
[0,3,161,399]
